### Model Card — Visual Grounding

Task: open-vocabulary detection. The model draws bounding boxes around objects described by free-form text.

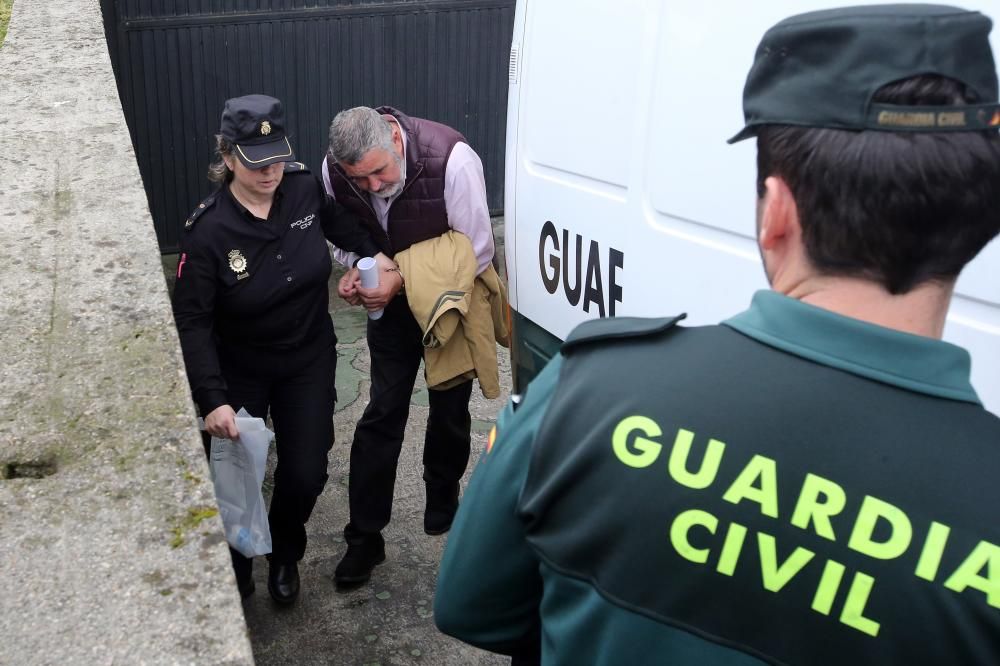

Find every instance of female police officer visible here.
[172,94,389,605]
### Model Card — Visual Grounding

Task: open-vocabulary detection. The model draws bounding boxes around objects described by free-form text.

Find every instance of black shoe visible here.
[334,531,386,588]
[237,575,255,600]
[267,561,300,606]
[424,507,457,535]
[424,482,460,535]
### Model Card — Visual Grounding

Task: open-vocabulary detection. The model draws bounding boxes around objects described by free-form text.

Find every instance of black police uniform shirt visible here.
[172,164,379,416]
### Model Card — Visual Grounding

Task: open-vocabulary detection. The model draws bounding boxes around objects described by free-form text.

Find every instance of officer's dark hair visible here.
[756,75,1000,294]
[207,134,236,184]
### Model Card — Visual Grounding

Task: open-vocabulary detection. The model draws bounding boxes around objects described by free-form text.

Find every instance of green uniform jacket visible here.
[435,291,1000,666]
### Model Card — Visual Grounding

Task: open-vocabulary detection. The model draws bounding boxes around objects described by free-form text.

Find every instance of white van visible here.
[503,0,1000,414]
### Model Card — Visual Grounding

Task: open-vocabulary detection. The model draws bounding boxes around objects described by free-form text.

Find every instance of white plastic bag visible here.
[206,408,274,558]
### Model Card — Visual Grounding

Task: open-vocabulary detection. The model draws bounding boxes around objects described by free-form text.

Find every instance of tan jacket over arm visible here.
[395,231,509,398]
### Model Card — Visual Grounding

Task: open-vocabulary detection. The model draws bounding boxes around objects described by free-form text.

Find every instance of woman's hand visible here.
[338,267,362,305]
[205,404,239,439]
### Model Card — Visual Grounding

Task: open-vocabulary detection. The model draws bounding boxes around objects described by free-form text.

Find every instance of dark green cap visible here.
[729,4,1000,143]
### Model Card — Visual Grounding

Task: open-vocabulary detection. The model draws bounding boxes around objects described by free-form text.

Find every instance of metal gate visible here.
[100,0,515,253]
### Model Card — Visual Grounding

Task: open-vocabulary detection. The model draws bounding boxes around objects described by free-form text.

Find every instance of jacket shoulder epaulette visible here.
[561,314,687,355]
[284,161,310,174]
[183,191,219,231]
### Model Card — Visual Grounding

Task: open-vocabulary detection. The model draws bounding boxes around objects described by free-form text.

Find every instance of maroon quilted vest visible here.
[327,107,464,257]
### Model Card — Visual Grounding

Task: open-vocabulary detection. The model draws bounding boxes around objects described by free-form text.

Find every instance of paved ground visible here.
[165,219,511,665]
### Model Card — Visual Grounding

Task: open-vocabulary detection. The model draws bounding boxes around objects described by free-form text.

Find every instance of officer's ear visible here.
[758,175,801,252]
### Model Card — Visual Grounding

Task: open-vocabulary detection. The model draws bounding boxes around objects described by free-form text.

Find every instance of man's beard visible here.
[371,152,406,199]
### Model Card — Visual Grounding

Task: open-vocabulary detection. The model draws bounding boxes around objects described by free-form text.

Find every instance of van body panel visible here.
[506,0,1000,412]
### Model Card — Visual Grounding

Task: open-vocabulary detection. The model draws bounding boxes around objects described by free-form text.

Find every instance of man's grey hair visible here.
[328,107,395,165]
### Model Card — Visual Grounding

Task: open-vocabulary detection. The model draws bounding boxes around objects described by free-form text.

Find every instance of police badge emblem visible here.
[260,121,272,136]
[228,249,249,279]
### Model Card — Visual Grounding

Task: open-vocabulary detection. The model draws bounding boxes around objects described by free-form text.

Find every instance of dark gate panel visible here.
[101,0,515,253]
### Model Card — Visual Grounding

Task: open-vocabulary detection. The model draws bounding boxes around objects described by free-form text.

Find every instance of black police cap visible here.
[730,4,1000,143]
[220,94,297,169]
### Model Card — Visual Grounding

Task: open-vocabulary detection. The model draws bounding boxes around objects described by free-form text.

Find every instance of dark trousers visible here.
[206,338,337,576]
[348,296,473,535]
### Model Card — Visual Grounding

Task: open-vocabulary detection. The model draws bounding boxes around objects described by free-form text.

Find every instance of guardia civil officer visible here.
[172,94,391,606]
[435,6,1000,665]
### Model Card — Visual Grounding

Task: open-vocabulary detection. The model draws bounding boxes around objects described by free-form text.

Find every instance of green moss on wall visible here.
[169,506,219,549]
[0,0,13,48]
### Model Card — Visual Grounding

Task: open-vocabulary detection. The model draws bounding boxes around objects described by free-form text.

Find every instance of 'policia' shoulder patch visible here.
[561,314,686,355]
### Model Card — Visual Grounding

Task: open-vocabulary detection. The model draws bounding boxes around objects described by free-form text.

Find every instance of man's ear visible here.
[758,175,800,251]
[382,114,403,148]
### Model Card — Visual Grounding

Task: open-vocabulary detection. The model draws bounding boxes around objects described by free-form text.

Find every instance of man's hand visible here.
[373,252,396,273]
[338,266,362,305]
[358,252,404,311]
[205,404,239,439]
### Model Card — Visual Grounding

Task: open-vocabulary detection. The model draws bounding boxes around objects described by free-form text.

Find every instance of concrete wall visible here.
[0,1,255,663]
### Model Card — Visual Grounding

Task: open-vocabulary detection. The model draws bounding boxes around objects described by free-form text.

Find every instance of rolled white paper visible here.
[357,256,383,320]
